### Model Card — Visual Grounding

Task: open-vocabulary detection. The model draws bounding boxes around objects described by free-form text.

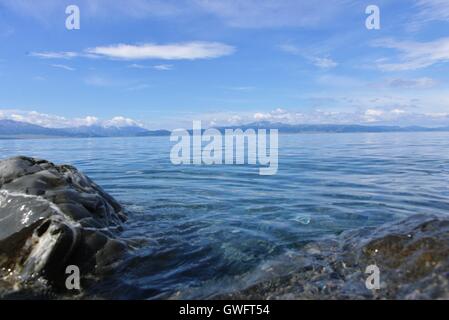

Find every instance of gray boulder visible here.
[0,156,127,295]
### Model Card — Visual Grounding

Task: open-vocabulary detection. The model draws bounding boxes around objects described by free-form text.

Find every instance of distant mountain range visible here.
[0,119,170,138]
[2,119,449,139]
[228,121,449,133]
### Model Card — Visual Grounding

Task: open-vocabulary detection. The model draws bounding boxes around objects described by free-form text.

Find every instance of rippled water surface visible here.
[1,132,449,298]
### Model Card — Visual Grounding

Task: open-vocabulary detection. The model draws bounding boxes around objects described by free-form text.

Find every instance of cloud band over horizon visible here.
[2,108,449,130]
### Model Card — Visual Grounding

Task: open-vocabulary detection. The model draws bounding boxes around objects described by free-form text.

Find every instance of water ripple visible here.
[2,132,449,298]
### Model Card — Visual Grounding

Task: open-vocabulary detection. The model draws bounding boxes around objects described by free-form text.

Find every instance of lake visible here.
[1,131,449,299]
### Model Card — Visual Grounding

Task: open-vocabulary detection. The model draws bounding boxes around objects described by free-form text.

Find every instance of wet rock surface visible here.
[217,214,449,300]
[0,157,127,297]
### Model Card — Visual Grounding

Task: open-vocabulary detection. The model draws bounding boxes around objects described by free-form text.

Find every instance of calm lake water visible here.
[2,132,449,299]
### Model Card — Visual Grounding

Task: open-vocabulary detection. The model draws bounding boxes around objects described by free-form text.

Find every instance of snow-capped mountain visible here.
[0,119,169,138]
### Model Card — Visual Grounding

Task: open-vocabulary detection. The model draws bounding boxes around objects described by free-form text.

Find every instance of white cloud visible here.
[0,110,95,127]
[365,109,384,117]
[30,51,78,59]
[311,57,338,69]
[153,64,174,71]
[372,37,449,71]
[51,64,75,71]
[4,107,449,129]
[128,64,149,69]
[193,0,353,28]
[223,86,255,92]
[32,42,235,62]
[0,109,142,128]
[253,112,271,121]
[78,116,100,126]
[125,84,152,91]
[247,107,449,127]
[128,64,174,70]
[386,77,437,89]
[279,44,302,55]
[86,42,235,60]
[415,0,449,23]
[364,109,384,122]
[280,44,337,69]
[254,108,293,122]
[104,116,141,127]
[187,87,449,127]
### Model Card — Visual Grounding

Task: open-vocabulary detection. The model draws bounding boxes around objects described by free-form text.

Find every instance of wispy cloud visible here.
[128,63,174,70]
[128,64,149,69]
[30,51,78,59]
[280,44,338,69]
[224,86,256,91]
[311,57,338,69]
[153,64,174,71]
[0,0,357,29]
[51,64,75,71]
[372,37,449,71]
[125,84,152,91]
[193,0,353,28]
[415,0,449,24]
[386,77,437,89]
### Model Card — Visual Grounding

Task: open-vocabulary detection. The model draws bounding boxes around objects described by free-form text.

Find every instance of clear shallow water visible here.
[1,132,449,299]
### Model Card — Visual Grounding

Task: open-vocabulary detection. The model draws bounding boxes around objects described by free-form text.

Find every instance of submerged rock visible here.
[0,156,127,297]
[218,214,449,300]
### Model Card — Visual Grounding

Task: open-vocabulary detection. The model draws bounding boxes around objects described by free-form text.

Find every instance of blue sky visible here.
[1,0,449,129]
